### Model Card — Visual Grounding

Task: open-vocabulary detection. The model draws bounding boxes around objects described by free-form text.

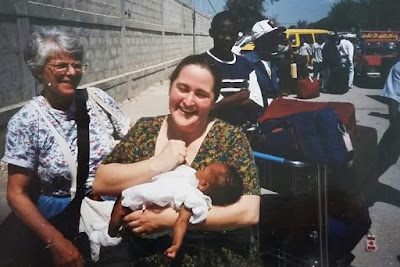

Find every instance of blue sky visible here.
[193,0,341,26]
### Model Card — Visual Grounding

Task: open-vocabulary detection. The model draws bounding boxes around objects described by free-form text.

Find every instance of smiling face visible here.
[40,51,83,100]
[169,64,215,135]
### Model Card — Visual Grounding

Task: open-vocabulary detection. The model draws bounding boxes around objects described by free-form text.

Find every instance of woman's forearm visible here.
[8,189,64,246]
[191,195,260,231]
[93,158,161,196]
[93,140,187,196]
[123,196,259,235]
[7,166,65,245]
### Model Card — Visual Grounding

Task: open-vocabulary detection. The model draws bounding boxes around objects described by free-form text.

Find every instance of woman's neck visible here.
[166,116,211,146]
[44,90,74,111]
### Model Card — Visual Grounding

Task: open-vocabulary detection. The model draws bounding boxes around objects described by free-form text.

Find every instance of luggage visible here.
[257,98,357,135]
[297,77,320,99]
[247,120,305,161]
[251,109,348,166]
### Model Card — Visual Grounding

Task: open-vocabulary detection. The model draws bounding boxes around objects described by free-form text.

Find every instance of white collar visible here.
[206,50,236,64]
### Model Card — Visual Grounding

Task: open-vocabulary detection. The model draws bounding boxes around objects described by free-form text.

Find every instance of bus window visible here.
[288,34,297,46]
[365,42,397,55]
[300,34,313,45]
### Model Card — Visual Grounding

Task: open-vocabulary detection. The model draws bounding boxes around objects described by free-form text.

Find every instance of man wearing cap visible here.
[205,11,264,126]
[244,20,284,105]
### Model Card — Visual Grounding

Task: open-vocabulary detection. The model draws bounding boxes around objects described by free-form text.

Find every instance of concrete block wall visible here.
[0,0,213,156]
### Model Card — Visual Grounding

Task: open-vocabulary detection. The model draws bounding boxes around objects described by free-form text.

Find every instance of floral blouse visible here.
[104,116,260,195]
[2,87,130,196]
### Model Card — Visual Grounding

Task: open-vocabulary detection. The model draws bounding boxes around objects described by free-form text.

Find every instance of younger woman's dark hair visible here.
[169,54,222,101]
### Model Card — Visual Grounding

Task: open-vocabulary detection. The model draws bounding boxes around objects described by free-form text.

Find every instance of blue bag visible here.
[250,108,347,166]
[248,120,306,161]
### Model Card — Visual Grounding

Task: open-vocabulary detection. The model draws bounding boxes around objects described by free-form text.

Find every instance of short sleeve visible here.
[102,117,161,164]
[2,106,38,169]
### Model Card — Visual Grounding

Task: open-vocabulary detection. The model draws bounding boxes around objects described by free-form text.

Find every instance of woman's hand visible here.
[93,139,187,196]
[152,140,187,173]
[49,236,85,267]
[122,205,178,236]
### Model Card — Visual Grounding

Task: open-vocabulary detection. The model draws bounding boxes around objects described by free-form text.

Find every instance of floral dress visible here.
[101,116,262,267]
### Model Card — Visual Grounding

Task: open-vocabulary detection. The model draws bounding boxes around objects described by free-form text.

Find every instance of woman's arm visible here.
[123,194,259,235]
[194,195,260,230]
[7,164,84,267]
[93,139,187,196]
[93,159,162,196]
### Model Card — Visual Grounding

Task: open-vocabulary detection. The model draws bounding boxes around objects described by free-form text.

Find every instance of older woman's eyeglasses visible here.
[47,61,88,74]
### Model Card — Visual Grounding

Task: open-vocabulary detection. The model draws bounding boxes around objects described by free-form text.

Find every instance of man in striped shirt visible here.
[204,11,263,126]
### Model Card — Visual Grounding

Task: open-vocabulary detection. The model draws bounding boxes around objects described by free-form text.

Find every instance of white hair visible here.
[24,27,84,77]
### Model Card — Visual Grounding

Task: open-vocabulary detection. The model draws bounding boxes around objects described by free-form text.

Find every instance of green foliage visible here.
[310,0,400,31]
[297,20,308,29]
[224,0,267,33]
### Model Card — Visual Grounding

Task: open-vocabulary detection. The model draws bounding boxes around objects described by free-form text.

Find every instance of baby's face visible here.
[196,162,226,191]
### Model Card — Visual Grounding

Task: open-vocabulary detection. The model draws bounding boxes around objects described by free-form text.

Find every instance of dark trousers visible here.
[0,213,53,267]
[378,118,400,174]
[313,62,323,80]
[0,213,92,267]
[96,234,171,267]
[324,65,349,94]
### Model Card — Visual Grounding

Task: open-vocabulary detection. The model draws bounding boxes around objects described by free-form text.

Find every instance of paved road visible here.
[1,81,399,266]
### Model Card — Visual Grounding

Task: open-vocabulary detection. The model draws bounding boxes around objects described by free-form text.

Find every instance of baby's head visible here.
[196,162,243,206]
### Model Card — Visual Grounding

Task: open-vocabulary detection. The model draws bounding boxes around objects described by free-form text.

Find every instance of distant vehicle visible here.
[285,29,330,48]
[354,31,399,80]
[237,29,330,53]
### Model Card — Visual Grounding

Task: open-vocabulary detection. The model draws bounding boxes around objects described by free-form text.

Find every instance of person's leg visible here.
[323,65,331,93]
[348,61,354,87]
[313,62,319,78]
[315,62,322,80]
[318,62,324,81]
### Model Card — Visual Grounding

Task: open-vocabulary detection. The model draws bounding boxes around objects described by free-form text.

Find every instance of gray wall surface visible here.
[0,0,212,156]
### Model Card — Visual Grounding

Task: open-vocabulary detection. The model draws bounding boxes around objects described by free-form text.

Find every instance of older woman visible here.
[93,55,261,266]
[0,27,130,266]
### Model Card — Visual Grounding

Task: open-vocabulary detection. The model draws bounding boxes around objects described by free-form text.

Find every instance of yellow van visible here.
[241,29,330,51]
[286,29,330,48]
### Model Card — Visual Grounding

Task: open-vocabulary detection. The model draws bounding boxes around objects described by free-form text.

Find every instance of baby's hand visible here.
[165,245,179,259]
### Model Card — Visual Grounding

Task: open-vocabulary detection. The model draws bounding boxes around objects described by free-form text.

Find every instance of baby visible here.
[90,162,243,260]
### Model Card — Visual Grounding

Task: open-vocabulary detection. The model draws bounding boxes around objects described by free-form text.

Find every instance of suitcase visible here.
[257,98,357,135]
[297,77,320,99]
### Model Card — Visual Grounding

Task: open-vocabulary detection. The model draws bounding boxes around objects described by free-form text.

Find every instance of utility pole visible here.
[192,0,196,54]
